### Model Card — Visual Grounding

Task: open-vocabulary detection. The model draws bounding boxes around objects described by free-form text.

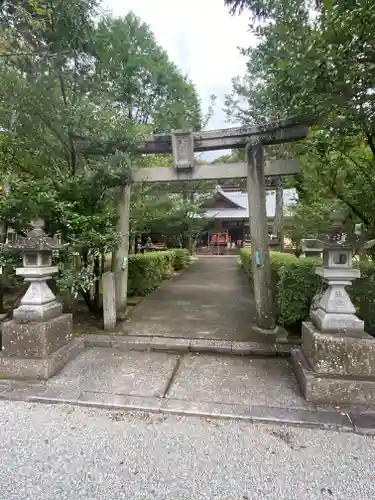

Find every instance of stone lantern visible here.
[301,238,323,258]
[11,218,64,322]
[292,212,375,405]
[309,212,365,335]
[0,219,84,380]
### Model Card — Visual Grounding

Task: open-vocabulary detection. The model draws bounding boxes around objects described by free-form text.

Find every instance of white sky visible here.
[102,0,254,135]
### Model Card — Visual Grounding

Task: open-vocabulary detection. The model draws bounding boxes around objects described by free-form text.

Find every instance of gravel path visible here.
[0,401,374,500]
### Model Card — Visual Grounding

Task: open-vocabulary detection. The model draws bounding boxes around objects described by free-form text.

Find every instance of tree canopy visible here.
[224,0,375,242]
[0,0,205,313]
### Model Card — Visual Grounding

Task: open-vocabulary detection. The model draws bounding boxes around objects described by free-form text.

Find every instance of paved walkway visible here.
[1,348,374,432]
[125,256,259,341]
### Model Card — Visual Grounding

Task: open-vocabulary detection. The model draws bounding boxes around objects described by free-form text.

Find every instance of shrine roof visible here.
[203,186,297,219]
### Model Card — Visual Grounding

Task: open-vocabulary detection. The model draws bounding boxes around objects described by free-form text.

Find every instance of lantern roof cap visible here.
[5,218,67,252]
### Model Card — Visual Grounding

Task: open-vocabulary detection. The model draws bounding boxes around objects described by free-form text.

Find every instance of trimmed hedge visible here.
[173,248,192,271]
[239,248,375,334]
[128,249,191,297]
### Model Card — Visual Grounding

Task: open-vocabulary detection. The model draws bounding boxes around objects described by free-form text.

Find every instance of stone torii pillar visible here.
[246,139,275,331]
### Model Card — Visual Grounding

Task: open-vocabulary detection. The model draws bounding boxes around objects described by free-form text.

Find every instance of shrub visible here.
[350,261,375,335]
[239,248,375,334]
[172,249,191,271]
[128,249,190,296]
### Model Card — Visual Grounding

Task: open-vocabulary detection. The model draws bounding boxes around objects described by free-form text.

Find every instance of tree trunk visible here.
[129,233,135,255]
[113,184,131,319]
[359,249,367,262]
[80,289,100,316]
[0,183,10,313]
[294,239,302,258]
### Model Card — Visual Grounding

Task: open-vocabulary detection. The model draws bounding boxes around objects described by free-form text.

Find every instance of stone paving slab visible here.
[26,386,82,403]
[111,335,152,350]
[77,392,163,412]
[28,390,163,413]
[231,340,277,355]
[82,334,112,347]
[350,412,375,435]
[45,347,180,398]
[0,380,367,433]
[25,391,354,431]
[160,400,353,431]
[1,347,374,434]
[166,353,313,409]
[190,339,233,353]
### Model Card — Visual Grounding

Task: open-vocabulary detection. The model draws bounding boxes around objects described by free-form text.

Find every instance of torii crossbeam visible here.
[134,119,307,183]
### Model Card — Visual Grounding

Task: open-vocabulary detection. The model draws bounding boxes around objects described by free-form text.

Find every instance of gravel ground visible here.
[0,401,374,500]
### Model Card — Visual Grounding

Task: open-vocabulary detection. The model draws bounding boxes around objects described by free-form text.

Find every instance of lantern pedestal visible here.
[292,322,375,405]
[0,320,83,380]
[12,266,63,323]
[310,267,364,335]
[0,219,84,380]
[1,305,83,380]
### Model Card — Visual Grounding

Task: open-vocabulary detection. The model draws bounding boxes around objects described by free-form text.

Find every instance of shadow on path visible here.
[124,256,259,341]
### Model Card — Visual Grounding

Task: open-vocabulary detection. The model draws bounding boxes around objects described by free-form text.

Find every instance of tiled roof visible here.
[203,186,297,219]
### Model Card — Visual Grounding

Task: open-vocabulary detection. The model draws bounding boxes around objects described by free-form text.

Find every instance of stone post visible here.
[246,139,275,331]
[292,215,375,404]
[113,184,131,319]
[0,219,84,380]
[102,271,116,330]
[272,176,284,251]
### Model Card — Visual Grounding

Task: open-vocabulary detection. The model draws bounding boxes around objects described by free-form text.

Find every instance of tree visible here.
[0,0,135,315]
[90,13,202,313]
[92,13,202,134]
[224,0,375,244]
[0,3,203,316]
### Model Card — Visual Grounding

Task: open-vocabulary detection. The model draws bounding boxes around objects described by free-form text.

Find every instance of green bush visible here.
[128,249,190,296]
[350,261,375,335]
[172,249,191,270]
[239,248,375,334]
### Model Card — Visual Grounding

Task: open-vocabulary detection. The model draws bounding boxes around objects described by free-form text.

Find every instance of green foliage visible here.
[239,248,320,325]
[239,248,375,334]
[172,249,191,271]
[127,250,191,296]
[91,13,202,136]
[0,248,21,270]
[0,1,203,315]
[57,264,96,300]
[225,0,375,243]
[350,262,375,336]
[273,256,322,326]
[131,180,212,250]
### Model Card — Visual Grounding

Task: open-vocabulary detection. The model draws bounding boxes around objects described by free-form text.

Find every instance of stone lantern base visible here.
[291,322,375,405]
[0,314,84,380]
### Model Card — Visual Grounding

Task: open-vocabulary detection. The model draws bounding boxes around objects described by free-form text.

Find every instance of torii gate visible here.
[90,118,308,332]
